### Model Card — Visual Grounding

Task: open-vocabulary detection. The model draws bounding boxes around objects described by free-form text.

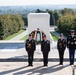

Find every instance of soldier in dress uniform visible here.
[57,33,66,65]
[25,34,36,66]
[41,35,50,66]
[67,30,76,65]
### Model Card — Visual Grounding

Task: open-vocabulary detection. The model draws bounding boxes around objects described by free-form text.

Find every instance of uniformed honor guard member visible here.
[57,33,66,65]
[25,34,36,66]
[41,35,50,66]
[67,30,76,65]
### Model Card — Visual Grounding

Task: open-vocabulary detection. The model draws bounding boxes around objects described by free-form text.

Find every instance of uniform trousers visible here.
[58,49,65,64]
[27,51,34,65]
[42,51,49,66]
[69,49,75,64]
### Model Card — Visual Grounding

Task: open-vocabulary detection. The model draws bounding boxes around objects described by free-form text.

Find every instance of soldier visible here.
[67,30,76,65]
[57,33,66,65]
[25,34,36,66]
[41,35,50,66]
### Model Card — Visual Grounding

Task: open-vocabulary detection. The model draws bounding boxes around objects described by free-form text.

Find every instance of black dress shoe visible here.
[28,65,30,66]
[70,63,73,65]
[43,64,45,66]
[43,65,48,66]
[28,64,33,66]
[30,65,33,66]
[59,63,63,65]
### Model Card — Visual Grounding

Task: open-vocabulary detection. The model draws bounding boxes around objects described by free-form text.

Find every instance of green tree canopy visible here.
[57,13,76,34]
[0,14,24,40]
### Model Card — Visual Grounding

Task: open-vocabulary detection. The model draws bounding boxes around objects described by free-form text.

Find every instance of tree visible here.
[35,9,42,13]
[0,14,24,40]
[46,9,54,25]
[53,10,61,25]
[57,13,76,34]
[61,8,75,15]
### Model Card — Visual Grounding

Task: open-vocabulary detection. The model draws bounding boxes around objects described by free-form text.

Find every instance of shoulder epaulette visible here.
[47,40,50,42]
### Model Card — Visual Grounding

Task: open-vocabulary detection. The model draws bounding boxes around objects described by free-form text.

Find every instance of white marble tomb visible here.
[28,13,53,43]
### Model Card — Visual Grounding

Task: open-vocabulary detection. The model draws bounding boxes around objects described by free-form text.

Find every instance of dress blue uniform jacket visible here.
[67,35,76,49]
[25,39,36,51]
[41,40,50,52]
[57,39,66,50]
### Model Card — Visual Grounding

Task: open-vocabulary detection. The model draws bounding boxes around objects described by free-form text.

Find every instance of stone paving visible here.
[0,41,76,75]
[0,62,73,75]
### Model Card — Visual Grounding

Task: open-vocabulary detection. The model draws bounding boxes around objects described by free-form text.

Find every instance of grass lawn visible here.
[50,32,58,41]
[5,30,25,40]
[20,35,27,40]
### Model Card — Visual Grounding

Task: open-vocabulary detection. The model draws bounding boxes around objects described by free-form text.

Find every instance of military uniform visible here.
[25,39,36,66]
[41,40,50,66]
[67,34,76,65]
[57,38,66,64]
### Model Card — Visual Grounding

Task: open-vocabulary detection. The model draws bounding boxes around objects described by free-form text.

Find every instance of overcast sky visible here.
[0,0,76,6]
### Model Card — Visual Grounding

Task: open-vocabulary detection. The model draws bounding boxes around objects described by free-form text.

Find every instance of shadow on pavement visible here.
[0,66,28,75]
[0,64,70,75]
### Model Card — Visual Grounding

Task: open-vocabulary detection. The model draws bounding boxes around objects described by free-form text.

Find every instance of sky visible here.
[0,0,76,6]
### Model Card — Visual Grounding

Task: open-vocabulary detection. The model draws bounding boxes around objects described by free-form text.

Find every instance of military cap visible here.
[29,34,32,36]
[43,35,46,37]
[60,33,64,36]
[70,30,75,32]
